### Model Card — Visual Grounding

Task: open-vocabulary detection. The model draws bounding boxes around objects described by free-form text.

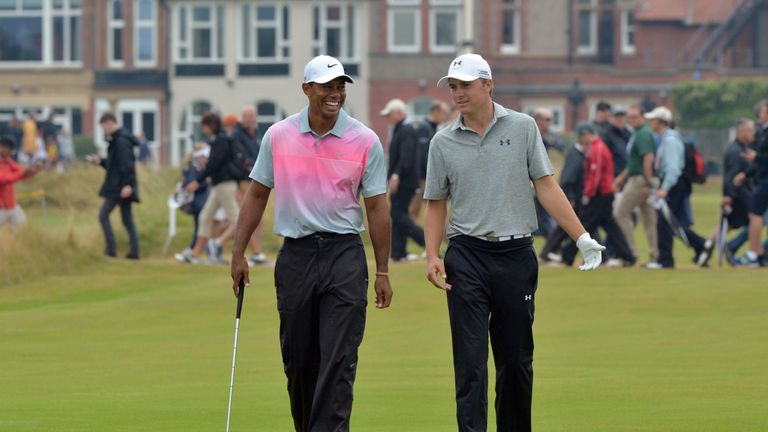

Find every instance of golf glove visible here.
[576,233,606,271]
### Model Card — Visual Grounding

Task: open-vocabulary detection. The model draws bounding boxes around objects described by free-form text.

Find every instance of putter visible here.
[226,279,246,432]
[715,207,729,268]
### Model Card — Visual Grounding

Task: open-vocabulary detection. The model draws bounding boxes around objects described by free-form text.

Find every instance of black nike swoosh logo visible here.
[327,63,338,68]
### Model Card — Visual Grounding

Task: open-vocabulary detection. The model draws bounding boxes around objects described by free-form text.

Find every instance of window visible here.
[108,0,124,66]
[135,0,156,66]
[241,3,290,61]
[620,9,635,55]
[500,0,521,54]
[409,98,433,123]
[175,3,224,62]
[387,3,420,53]
[576,0,597,55]
[312,4,358,62]
[0,0,81,65]
[430,6,460,53]
[255,101,287,139]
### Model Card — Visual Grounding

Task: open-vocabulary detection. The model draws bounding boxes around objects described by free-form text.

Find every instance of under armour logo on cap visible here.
[303,55,354,84]
[438,53,493,87]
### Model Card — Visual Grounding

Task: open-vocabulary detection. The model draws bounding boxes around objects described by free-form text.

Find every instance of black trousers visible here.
[657,180,706,268]
[98,197,139,256]
[275,233,368,432]
[390,185,424,259]
[444,235,538,432]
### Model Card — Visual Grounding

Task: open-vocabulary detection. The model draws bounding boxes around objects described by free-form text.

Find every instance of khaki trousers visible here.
[613,175,659,261]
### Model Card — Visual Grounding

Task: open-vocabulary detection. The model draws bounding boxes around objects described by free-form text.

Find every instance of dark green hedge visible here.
[671,79,768,128]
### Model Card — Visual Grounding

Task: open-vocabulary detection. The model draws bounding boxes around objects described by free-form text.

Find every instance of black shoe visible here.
[125,252,139,260]
[696,240,714,267]
[105,250,117,258]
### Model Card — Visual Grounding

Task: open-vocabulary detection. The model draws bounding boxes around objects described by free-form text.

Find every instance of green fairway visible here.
[1,259,766,431]
[2,167,767,431]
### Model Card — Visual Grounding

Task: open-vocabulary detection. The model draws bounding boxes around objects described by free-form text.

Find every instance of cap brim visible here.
[437,73,480,87]
[643,113,655,120]
[307,73,354,84]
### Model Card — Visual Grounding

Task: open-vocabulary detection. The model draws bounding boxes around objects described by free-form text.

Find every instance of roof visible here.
[635,0,743,24]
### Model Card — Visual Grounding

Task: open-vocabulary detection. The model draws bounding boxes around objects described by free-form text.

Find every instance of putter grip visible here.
[236,279,245,319]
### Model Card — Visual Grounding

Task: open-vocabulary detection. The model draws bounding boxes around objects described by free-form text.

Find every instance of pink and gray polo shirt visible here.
[250,107,387,239]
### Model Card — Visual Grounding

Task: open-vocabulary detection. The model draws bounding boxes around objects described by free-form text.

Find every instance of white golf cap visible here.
[380,98,407,116]
[303,55,354,84]
[437,53,492,87]
[644,106,673,122]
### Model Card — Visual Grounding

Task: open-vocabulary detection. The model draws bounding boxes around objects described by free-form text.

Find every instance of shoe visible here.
[104,250,117,258]
[125,252,139,260]
[696,240,714,267]
[737,253,766,268]
[177,249,201,264]
[392,253,419,262]
[605,258,625,268]
[546,252,563,263]
[247,252,269,267]
[644,261,663,270]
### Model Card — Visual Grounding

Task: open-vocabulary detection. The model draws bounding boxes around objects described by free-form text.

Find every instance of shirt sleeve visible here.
[423,137,449,200]
[250,129,274,188]
[636,130,656,156]
[526,117,554,180]
[360,137,387,198]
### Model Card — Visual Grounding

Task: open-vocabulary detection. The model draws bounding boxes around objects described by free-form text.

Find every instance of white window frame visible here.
[620,9,636,55]
[429,7,461,53]
[134,0,157,67]
[240,3,290,62]
[108,0,125,67]
[388,0,420,4]
[174,3,224,63]
[500,0,521,55]
[0,0,82,68]
[255,100,286,137]
[576,0,597,55]
[387,8,420,53]
[429,0,461,5]
[312,3,359,63]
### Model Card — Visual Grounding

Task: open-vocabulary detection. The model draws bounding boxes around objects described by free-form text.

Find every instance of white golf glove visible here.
[576,233,606,271]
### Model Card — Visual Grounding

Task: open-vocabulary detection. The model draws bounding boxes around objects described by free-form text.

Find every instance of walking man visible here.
[647,107,707,268]
[613,105,660,267]
[89,113,141,259]
[423,53,605,432]
[230,55,393,432]
[381,98,425,261]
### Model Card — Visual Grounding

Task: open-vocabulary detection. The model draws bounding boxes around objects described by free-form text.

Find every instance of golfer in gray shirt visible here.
[423,53,605,432]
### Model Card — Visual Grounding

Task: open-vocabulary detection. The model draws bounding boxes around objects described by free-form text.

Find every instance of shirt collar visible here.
[449,102,509,133]
[299,106,347,138]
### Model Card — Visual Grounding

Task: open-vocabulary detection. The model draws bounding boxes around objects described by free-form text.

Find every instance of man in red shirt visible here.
[0,137,40,229]
[563,124,636,267]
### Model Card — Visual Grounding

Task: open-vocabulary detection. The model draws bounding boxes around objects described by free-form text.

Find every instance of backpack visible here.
[683,138,707,184]
[229,136,252,181]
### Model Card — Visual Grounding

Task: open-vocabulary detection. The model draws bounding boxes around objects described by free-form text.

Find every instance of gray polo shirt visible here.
[423,102,554,238]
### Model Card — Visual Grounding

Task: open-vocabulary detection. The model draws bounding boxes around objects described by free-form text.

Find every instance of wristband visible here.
[375,272,389,277]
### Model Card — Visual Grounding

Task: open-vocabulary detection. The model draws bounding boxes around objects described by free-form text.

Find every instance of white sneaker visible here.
[177,249,201,264]
[644,261,663,270]
[247,252,269,267]
[605,258,625,268]
[546,252,563,263]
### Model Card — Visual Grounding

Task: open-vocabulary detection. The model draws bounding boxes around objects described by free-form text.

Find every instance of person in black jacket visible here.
[743,115,768,266]
[231,105,269,266]
[538,141,586,263]
[602,105,631,176]
[89,113,140,259]
[381,98,425,261]
[181,112,240,264]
